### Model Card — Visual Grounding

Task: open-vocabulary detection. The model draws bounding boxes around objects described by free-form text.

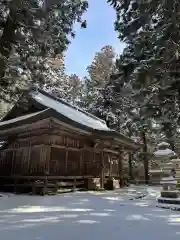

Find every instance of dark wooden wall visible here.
[0,119,121,178]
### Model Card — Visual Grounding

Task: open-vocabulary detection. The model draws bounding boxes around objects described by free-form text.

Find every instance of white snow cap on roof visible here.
[160,176,177,184]
[171,158,180,163]
[157,142,170,147]
[31,91,110,131]
[149,169,163,173]
[154,149,176,157]
[162,176,175,181]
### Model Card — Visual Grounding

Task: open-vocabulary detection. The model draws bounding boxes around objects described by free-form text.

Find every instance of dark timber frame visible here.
[0,87,141,194]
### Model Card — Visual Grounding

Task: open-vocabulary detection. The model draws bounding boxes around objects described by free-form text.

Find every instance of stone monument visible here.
[157,176,180,204]
[149,142,176,184]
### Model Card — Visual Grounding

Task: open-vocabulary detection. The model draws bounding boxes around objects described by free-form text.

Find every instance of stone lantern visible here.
[157,176,180,204]
[150,142,177,183]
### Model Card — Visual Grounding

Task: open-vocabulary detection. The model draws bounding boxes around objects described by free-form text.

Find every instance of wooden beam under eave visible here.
[113,137,142,152]
[97,136,140,153]
[103,148,119,155]
[0,119,51,140]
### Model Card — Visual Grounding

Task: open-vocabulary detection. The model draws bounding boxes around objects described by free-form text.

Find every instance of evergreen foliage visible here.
[0,0,88,102]
[107,0,180,149]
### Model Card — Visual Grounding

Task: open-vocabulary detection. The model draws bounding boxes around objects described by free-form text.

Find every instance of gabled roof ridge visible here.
[29,86,107,125]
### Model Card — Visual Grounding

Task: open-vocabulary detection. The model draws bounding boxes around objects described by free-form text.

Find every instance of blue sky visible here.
[64,0,125,78]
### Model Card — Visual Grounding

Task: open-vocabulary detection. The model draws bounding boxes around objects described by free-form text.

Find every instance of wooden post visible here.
[118,147,124,188]
[32,180,36,195]
[73,177,76,192]
[65,148,68,174]
[128,152,133,180]
[109,154,112,178]
[44,146,51,175]
[43,176,48,195]
[14,178,18,193]
[80,149,83,175]
[54,181,59,194]
[27,140,31,174]
[100,142,104,189]
[11,149,16,175]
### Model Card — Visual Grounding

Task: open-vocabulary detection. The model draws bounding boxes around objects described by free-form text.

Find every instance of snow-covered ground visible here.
[1,186,180,240]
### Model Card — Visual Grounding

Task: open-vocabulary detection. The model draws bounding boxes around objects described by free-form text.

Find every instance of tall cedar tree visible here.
[83,45,117,127]
[107,0,180,149]
[0,0,88,102]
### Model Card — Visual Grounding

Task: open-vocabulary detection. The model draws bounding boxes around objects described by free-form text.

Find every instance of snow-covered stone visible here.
[154,149,176,157]
[157,142,170,147]
[157,196,180,204]
[149,169,163,173]
[160,176,177,184]
[171,158,180,163]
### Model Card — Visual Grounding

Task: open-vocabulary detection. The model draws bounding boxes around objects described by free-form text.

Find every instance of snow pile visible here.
[156,202,180,211]
[157,142,170,148]
[171,158,180,163]
[160,176,177,184]
[154,148,176,157]
[154,141,176,157]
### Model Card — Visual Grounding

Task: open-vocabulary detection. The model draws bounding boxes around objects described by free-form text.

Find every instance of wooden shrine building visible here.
[0,87,141,193]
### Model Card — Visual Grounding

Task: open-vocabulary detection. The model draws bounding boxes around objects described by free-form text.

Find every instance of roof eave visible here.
[93,129,142,150]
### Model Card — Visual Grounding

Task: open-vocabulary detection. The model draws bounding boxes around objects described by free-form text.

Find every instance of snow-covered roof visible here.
[154,149,176,157]
[149,169,163,173]
[160,176,177,184]
[160,162,173,166]
[30,89,110,131]
[171,158,180,163]
[0,87,141,149]
[157,142,170,147]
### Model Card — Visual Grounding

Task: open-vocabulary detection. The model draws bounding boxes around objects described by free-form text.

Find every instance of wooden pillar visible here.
[65,148,68,174]
[11,143,16,175]
[118,147,124,188]
[108,154,112,178]
[100,142,104,189]
[128,151,133,180]
[80,148,83,175]
[45,146,51,175]
[27,140,31,174]
[73,177,76,192]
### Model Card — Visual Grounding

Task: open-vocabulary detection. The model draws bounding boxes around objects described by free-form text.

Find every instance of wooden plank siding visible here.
[0,118,129,188]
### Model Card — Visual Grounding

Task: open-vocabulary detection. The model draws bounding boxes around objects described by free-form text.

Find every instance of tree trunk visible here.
[0,4,18,86]
[142,130,149,184]
[169,140,175,151]
[162,122,175,151]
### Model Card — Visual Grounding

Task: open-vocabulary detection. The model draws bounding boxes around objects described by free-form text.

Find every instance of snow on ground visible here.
[0,186,180,240]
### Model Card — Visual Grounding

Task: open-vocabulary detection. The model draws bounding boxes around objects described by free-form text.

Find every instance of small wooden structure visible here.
[0,87,141,194]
